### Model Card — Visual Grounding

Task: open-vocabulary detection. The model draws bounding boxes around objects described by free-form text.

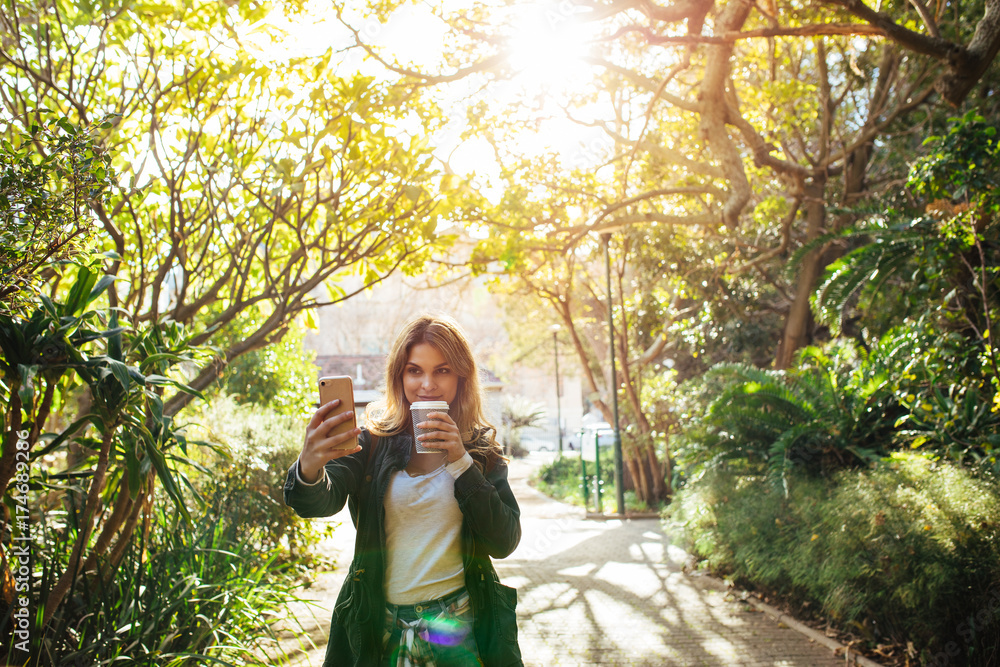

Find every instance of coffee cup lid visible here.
[410,401,449,410]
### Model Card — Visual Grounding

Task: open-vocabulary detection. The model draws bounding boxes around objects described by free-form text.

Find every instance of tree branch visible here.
[609,21,888,45]
[936,0,1000,105]
[819,0,954,57]
[338,8,509,85]
[698,0,753,229]
[909,0,941,38]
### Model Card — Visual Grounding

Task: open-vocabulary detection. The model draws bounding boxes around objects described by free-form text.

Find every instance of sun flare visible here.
[506,4,596,94]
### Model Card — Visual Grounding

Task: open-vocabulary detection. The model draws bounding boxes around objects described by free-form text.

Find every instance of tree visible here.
[309,0,993,510]
[0,118,114,315]
[341,0,1000,369]
[0,263,209,631]
[803,112,1000,470]
[0,0,459,418]
[500,394,547,456]
[481,219,681,504]
[0,0,463,648]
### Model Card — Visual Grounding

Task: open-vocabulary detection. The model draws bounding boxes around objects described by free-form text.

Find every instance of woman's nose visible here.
[421,374,436,389]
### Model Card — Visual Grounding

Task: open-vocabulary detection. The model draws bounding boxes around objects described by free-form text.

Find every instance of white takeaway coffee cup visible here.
[411,401,450,453]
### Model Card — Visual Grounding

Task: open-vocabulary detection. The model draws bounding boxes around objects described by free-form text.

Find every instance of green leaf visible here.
[105,357,132,391]
[144,375,204,400]
[107,310,123,361]
[146,442,191,524]
[55,116,77,134]
[65,265,98,316]
[87,274,116,305]
[16,364,37,409]
[33,415,97,459]
[125,444,142,496]
[74,326,127,344]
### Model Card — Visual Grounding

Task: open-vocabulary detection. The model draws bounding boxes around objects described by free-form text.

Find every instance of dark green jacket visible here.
[283,429,524,667]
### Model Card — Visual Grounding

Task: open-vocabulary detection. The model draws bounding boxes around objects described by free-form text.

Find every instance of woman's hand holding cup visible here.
[300,399,362,483]
[416,411,464,463]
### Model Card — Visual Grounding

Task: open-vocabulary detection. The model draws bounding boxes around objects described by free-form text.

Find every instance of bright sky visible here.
[235,0,609,202]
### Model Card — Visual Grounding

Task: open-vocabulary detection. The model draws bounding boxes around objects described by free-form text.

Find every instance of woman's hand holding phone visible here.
[300,400,363,483]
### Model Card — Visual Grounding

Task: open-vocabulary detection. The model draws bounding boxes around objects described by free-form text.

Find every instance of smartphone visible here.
[318,376,358,451]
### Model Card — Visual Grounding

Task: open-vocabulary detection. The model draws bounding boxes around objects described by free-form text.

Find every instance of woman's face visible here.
[403,342,460,406]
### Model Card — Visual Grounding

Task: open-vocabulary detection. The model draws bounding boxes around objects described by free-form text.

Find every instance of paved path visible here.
[274,454,847,666]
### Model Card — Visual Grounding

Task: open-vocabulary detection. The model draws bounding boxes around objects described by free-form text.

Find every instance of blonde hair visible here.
[366,315,503,461]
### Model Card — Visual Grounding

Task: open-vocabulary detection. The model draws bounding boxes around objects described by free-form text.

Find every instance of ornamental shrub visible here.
[667,453,1000,663]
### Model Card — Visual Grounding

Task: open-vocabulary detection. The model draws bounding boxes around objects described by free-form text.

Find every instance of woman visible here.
[283,315,523,667]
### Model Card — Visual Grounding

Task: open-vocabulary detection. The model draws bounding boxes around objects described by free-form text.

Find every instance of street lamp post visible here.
[601,232,626,517]
[550,324,564,456]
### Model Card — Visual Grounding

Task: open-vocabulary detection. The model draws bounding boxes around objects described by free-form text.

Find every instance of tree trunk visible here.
[633,451,652,503]
[104,473,152,582]
[613,268,670,505]
[66,385,94,471]
[624,456,643,506]
[0,376,54,500]
[646,442,667,500]
[775,178,827,368]
[660,444,672,498]
[43,428,114,627]
[558,301,613,423]
[79,468,136,576]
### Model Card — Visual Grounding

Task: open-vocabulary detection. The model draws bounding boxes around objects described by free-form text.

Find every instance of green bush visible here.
[533,454,600,508]
[690,339,900,488]
[19,395,336,665]
[182,394,337,565]
[667,453,1000,663]
[209,322,319,418]
[533,453,652,512]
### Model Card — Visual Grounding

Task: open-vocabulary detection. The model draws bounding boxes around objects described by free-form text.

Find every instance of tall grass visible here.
[42,509,295,666]
[19,396,328,666]
[183,395,336,566]
[34,492,305,665]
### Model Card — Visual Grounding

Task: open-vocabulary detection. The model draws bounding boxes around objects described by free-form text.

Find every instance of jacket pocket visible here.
[334,556,366,622]
[492,583,519,643]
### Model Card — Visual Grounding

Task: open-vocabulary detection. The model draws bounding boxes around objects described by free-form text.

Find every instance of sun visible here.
[486,4,611,172]
[235,0,608,194]
[505,3,596,96]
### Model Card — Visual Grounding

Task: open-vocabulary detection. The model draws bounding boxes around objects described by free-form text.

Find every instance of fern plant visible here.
[812,112,1000,346]
[793,112,1000,472]
[701,340,897,494]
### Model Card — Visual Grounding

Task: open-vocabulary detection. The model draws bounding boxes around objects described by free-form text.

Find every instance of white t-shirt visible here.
[383,453,474,605]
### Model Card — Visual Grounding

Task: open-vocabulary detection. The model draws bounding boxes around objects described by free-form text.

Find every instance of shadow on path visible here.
[501,454,845,666]
[275,453,846,666]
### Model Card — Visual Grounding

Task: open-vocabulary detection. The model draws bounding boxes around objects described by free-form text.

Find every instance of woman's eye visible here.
[437,368,451,375]
[407,368,421,374]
